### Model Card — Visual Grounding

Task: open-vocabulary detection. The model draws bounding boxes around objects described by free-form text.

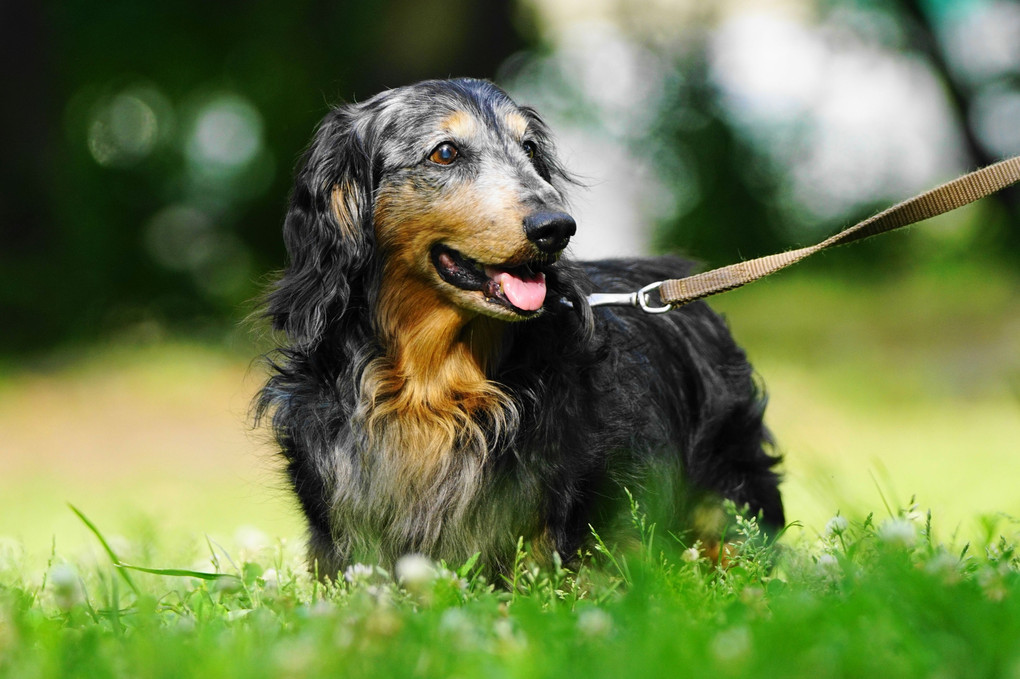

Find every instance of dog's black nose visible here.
[523,211,576,254]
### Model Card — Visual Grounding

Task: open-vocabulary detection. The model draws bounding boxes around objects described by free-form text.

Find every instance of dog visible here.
[257,78,784,578]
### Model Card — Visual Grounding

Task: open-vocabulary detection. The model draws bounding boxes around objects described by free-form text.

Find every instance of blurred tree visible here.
[895,0,1020,254]
[0,1,62,345]
[650,47,788,265]
[2,0,1016,355]
[0,0,523,352]
[649,0,1020,268]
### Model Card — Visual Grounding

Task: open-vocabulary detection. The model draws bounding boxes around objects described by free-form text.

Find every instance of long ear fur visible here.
[266,106,375,349]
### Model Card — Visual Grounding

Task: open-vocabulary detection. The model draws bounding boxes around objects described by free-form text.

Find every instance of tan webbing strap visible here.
[637,155,1020,308]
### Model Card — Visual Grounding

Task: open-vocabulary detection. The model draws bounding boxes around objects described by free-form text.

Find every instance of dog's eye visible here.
[428,142,459,165]
[522,140,537,160]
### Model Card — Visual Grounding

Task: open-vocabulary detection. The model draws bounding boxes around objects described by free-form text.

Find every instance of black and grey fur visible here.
[257,78,784,577]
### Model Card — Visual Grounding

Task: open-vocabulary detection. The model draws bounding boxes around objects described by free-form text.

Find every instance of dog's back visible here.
[491,256,783,562]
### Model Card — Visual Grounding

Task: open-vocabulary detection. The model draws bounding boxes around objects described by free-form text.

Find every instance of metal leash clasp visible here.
[587,281,673,314]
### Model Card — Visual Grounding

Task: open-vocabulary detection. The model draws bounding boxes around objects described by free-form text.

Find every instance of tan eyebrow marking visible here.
[441,110,480,139]
[505,112,528,138]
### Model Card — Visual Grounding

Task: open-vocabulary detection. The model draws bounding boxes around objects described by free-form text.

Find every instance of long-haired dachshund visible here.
[257,78,784,578]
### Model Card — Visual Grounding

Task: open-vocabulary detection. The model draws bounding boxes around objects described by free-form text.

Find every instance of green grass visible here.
[1,264,1018,677]
[4,501,1020,678]
[712,264,1020,543]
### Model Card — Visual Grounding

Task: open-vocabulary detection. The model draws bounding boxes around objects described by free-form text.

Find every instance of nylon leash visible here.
[587,155,1020,311]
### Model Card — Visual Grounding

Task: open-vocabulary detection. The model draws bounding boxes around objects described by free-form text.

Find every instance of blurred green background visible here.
[0,0,1018,560]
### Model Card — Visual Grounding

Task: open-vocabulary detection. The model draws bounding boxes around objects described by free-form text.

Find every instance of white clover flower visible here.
[395,554,436,590]
[493,618,525,649]
[261,568,278,591]
[979,566,1008,602]
[48,563,76,588]
[308,600,334,617]
[435,566,468,590]
[682,546,701,562]
[576,608,613,638]
[175,615,196,632]
[925,551,961,583]
[439,608,482,648]
[824,515,849,537]
[343,563,375,584]
[877,518,917,548]
[710,626,752,665]
[438,607,471,634]
[49,563,83,611]
[815,553,841,583]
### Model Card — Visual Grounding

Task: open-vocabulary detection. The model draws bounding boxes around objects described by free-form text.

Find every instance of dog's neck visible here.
[358,278,512,489]
[373,279,505,393]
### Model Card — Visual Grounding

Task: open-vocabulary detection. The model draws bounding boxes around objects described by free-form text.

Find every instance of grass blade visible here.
[70,504,239,587]
[68,504,139,596]
[115,563,240,582]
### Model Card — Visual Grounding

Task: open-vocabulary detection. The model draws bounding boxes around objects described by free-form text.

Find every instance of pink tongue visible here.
[486,268,547,311]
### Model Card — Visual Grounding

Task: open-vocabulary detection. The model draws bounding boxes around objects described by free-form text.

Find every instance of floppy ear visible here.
[266,106,375,349]
[517,105,580,192]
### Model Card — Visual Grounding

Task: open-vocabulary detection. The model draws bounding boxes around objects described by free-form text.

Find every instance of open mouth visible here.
[430,244,550,316]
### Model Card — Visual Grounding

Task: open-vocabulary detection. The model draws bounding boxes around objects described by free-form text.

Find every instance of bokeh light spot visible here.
[971,86,1020,157]
[144,204,217,271]
[144,202,255,302]
[87,91,161,167]
[185,94,264,175]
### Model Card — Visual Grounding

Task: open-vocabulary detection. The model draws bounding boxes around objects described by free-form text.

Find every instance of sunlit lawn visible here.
[713,263,1020,544]
[1,266,1017,563]
[1,265,1019,678]
[0,343,304,563]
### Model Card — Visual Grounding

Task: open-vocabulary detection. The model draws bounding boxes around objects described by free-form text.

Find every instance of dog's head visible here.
[268,79,577,349]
